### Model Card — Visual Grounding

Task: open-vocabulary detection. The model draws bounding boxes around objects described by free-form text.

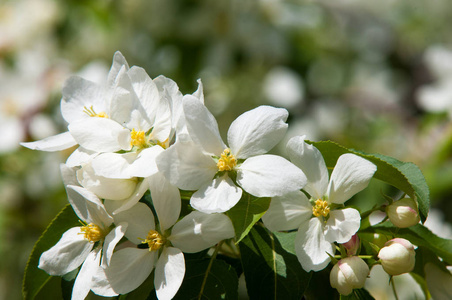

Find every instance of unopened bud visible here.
[330,256,370,295]
[386,198,420,228]
[342,234,360,256]
[378,238,415,275]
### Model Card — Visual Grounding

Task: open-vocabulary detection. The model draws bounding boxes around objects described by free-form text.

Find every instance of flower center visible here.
[130,129,148,148]
[312,199,330,217]
[217,148,237,172]
[142,230,165,252]
[83,105,108,118]
[79,223,105,243]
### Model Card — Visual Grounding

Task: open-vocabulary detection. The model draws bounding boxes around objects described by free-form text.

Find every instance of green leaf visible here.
[340,288,375,300]
[173,258,239,300]
[307,140,430,223]
[23,204,80,300]
[226,193,271,243]
[239,225,311,299]
[363,222,452,265]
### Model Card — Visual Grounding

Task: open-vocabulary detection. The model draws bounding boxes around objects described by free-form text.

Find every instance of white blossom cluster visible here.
[23,52,420,299]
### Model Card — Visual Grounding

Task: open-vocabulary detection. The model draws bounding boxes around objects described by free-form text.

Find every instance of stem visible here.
[333,255,374,259]
[391,276,399,300]
[198,241,223,300]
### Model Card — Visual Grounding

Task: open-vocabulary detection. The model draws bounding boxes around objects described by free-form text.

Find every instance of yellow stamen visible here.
[79,223,104,243]
[142,230,165,252]
[83,105,109,118]
[312,199,330,218]
[130,129,147,148]
[217,148,237,171]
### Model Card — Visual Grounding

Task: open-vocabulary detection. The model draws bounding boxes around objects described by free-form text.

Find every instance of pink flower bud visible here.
[330,256,370,295]
[378,238,415,275]
[342,234,360,256]
[386,198,420,228]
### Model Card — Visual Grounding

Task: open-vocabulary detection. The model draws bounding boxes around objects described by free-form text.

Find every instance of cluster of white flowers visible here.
[22,52,423,298]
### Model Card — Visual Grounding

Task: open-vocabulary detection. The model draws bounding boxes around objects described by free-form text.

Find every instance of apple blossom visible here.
[262,136,376,271]
[38,185,126,300]
[94,174,235,299]
[157,96,307,213]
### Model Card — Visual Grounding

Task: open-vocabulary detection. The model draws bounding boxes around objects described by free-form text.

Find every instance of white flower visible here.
[20,51,129,154]
[38,185,127,300]
[157,96,306,213]
[330,256,369,295]
[95,173,235,299]
[21,52,188,179]
[262,136,376,271]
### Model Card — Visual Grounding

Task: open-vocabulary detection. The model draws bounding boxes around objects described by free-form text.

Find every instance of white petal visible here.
[127,66,160,126]
[190,175,242,214]
[90,265,119,297]
[327,154,377,204]
[90,152,138,179]
[38,227,92,276]
[295,218,334,272]
[149,173,181,231]
[20,131,77,151]
[127,146,163,178]
[66,147,97,167]
[237,155,306,197]
[108,178,150,215]
[61,76,105,124]
[154,75,184,139]
[72,247,101,300]
[102,223,128,267]
[183,95,225,155]
[192,79,204,104]
[110,68,148,130]
[262,190,312,232]
[155,247,185,300]
[107,51,129,89]
[60,163,78,187]
[286,136,329,199]
[69,118,131,152]
[228,106,288,159]
[104,248,156,294]
[76,164,137,200]
[156,140,217,190]
[148,92,172,144]
[324,208,361,244]
[111,202,155,244]
[170,211,235,253]
[66,185,113,227]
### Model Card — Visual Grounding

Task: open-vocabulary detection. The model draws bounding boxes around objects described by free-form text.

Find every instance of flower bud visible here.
[386,198,420,228]
[378,238,415,275]
[330,256,370,295]
[342,234,360,256]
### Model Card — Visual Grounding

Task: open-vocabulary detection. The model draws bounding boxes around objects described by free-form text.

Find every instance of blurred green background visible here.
[1,0,452,299]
